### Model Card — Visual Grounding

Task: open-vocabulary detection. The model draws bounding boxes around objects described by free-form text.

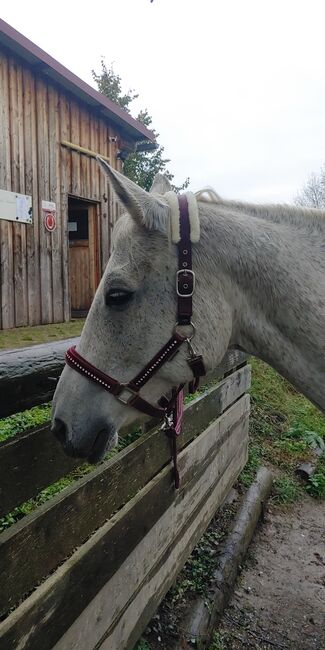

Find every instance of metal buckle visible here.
[174,321,196,340]
[176,269,195,297]
[117,385,138,405]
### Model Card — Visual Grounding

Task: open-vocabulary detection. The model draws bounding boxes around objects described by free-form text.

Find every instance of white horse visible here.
[52,162,325,461]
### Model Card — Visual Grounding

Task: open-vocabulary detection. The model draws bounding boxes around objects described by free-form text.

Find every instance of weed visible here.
[272,476,302,503]
[246,359,325,502]
[0,404,51,442]
[134,639,151,650]
[306,457,325,498]
[239,443,263,487]
[209,631,226,650]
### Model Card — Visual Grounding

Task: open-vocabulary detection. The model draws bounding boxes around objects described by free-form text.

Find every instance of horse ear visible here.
[149,173,172,195]
[96,157,169,232]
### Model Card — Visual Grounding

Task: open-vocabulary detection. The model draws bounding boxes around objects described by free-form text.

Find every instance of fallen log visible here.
[0,337,78,417]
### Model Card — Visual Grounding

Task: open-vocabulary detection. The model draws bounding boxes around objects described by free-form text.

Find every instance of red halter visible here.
[65,194,206,487]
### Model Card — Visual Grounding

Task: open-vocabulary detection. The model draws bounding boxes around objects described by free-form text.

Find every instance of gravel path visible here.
[218,496,325,649]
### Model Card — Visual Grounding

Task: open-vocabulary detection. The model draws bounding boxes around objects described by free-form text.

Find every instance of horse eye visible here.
[105,289,134,307]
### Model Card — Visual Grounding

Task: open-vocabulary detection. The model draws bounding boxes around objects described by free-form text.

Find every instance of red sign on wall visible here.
[44,211,56,232]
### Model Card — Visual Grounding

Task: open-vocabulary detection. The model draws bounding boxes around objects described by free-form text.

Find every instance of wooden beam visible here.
[61,140,110,162]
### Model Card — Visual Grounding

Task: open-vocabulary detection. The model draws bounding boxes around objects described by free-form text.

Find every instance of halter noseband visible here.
[65,193,206,487]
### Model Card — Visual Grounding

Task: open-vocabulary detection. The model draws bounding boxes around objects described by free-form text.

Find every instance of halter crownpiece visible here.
[65,193,206,487]
[165,191,200,244]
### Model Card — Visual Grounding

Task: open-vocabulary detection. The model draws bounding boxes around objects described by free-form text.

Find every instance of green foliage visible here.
[92,59,189,192]
[134,639,151,650]
[170,528,223,604]
[209,631,226,650]
[239,443,263,487]
[273,476,303,503]
[243,358,325,501]
[92,58,138,112]
[306,456,325,498]
[0,404,51,442]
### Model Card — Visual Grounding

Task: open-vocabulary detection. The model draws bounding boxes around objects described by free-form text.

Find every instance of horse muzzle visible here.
[51,416,117,463]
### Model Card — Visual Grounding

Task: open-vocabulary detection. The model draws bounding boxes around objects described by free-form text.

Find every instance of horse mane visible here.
[195,188,325,231]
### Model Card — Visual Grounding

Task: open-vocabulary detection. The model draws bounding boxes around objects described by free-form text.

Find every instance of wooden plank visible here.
[59,93,71,322]
[88,205,100,298]
[0,53,12,329]
[48,86,64,323]
[89,117,100,200]
[13,63,28,327]
[0,396,249,649]
[24,69,41,326]
[70,102,81,195]
[0,367,251,616]
[0,56,15,328]
[0,423,79,520]
[36,78,52,324]
[99,119,109,268]
[79,109,91,198]
[69,244,91,309]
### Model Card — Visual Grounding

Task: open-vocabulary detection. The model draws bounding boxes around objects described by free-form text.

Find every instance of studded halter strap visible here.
[65,194,206,487]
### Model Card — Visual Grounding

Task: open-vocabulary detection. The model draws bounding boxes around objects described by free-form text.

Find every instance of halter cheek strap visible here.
[65,193,206,487]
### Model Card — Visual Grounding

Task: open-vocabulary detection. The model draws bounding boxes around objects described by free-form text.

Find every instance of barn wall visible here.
[0,49,123,329]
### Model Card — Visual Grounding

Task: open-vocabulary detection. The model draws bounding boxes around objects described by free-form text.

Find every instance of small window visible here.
[68,209,89,241]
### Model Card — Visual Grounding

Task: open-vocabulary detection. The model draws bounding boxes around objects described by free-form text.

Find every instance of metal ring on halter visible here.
[173,321,196,341]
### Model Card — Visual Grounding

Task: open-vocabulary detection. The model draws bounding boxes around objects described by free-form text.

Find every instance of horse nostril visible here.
[52,418,68,445]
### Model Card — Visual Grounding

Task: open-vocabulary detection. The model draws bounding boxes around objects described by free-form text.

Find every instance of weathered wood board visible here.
[0,395,249,650]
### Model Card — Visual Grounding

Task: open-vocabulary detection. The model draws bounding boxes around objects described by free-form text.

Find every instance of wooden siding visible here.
[0,49,123,329]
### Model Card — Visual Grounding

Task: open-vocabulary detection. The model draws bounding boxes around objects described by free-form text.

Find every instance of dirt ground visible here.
[218,496,325,650]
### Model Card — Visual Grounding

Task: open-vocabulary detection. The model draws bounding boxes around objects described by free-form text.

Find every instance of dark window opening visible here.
[68,209,89,240]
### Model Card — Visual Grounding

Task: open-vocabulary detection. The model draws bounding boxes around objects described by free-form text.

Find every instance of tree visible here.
[92,60,189,192]
[294,165,325,208]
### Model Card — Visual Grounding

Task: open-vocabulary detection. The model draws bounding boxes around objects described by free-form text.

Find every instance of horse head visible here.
[51,162,232,462]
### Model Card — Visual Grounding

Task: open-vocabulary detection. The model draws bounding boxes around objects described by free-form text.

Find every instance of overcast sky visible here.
[2,0,325,202]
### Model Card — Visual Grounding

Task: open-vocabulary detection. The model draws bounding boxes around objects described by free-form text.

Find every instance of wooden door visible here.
[68,203,99,315]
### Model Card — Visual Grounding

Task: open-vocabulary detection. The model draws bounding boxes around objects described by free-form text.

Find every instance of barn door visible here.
[68,199,99,316]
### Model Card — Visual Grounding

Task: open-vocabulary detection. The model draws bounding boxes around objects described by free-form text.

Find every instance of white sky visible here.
[2,0,325,202]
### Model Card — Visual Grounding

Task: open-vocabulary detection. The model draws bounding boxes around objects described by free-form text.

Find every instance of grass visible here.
[0,319,85,350]
[209,632,226,650]
[240,358,325,499]
[0,404,51,442]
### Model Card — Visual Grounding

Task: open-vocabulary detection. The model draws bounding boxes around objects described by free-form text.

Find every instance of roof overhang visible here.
[0,19,156,146]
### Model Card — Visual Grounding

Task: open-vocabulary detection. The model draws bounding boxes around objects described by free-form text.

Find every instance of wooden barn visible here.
[0,19,155,330]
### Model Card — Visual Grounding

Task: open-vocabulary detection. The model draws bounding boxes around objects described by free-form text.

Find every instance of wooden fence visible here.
[0,343,250,649]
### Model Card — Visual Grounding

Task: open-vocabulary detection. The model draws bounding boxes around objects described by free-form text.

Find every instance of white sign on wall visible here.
[0,189,32,224]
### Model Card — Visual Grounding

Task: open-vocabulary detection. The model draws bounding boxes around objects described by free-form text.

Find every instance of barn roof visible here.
[0,18,156,149]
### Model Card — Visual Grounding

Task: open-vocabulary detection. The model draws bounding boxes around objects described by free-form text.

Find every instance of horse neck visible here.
[200,203,325,411]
